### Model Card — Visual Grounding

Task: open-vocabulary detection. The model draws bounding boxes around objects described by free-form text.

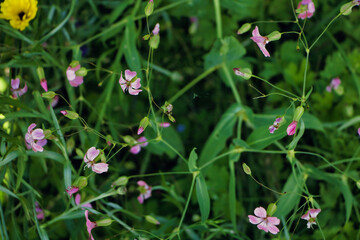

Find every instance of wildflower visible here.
[119,70,142,95]
[150,23,161,49]
[0,0,38,31]
[250,26,270,57]
[25,123,47,152]
[66,186,79,198]
[287,121,298,136]
[75,194,93,209]
[152,23,160,35]
[159,122,171,128]
[269,117,284,134]
[66,62,84,87]
[85,210,96,240]
[326,77,341,92]
[40,79,48,92]
[301,208,321,228]
[130,137,148,154]
[297,0,315,19]
[137,180,152,204]
[248,206,280,234]
[358,128,360,136]
[51,95,59,107]
[11,78,28,98]
[35,202,44,220]
[84,147,109,174]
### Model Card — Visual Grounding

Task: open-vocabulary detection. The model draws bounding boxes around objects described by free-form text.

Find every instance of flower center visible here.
[18,12,25,20]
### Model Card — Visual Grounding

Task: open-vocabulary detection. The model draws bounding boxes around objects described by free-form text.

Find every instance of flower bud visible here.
[356,180,360,189]
[61,110,79,120]
[138,117,150,135]
[267,203,277,216]
[242,163,251,175]
[143,34,150,40]
[145,215,160,225]
[237,23,251,35]
[116,186,127,195]
[293,106,304,121]
[168,115,176,123]
[36,67,45,81]
[41,91,56,99]
[149,34,160,49]
[96,218,113,227]
[112,176,129,187]
[75,67,88,77]
[74,176,88,190]
[69,60,80,68]
[340,2,355,15]
[267,31,281,41]
[233,68,252,80]
[145,0,154,17]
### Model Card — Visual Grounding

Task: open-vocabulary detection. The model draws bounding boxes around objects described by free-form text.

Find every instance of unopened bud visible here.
[168,115,176,123]
[237,23,251,35]
[145,215,160,225]
[242,163,251,175]
[233,68,252,80]
[143,34,150,40]
[340,2,355,15]
[116,186,127,195]
[149,35,160,49]
[75,67,87,77]
[356,180,360,189]
[96,218,113,227]
[74,176,88,190]
[69,60,80,68]
[61,110,79,120]
[145,0,154,16]
[112,176,129,187]
[138,117,150,135]
[267,31,281,41]
[267,203,277,216]
[36,67,45,81]
[41,91,56,99]
[293,106,304,121]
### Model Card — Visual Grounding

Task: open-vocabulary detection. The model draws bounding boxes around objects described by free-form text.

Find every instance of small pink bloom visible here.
[269,117,283,134]
[60,110,67,115]
[85,210,96,240]
[66,186,79,198]
[301,208,321,228]
[40,79,48,92]
[35,202,44,220]
[137,127,144,135]
[75,194,93,209]
[129,137,148,155]
[287,121,298,136]
[297,0,315,19]
[84,147,109,174]
[66,64,84,87]
[152,23,160,35]
[119,70,142,95]
[250,26,270,57]
[248,207,280,234]
[159,122,171,128]
[51,95,59,107]
[358,128,360,136]
[25,123,47,152]
[11,78,28,98]
[137,180,152,204]
[326,77,341,92]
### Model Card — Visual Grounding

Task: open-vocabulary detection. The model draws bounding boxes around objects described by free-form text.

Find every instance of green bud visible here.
[335,85,344,95]
[66,138,75,153]
[138,117,150,135]
[43,129,52,139]
[69,60,80,68]
[168,115,176,123]
[340,2,355,15]
[233,68,252,80]
[356,180,360,189]
[112,176,129,187]
[145,0,154,16]
[145,215,160,225]
[36,67,45,80]
[242,163,251,175]
[267,31,281,41]
[61,110,79,120]
[170,72,183,82]
[237,23,251,35]
[143,34,150,40]
[149,34,160,49]
[96,218,113,227]
[76,148,84,158]
[100,151,106,162]
[75,67,87,77]
[74,176,88,190]
[123,135,136,145]
[116,186,127,195]
[267,203,277,216]
[41,91,56,99]
[293,106,304,122]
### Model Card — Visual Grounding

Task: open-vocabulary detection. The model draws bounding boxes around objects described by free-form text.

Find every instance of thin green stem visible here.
[223,64,241,103]
[177,174,196,234]
[128,171,191,179]
[302,49,310,98]
[213,0,223,39]
[161,139,188,164]
[251,75,299,98]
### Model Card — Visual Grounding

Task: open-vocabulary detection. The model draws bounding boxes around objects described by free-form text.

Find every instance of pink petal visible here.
[18,82,28,96]
[309,209,321,218]
[36,212,44,220]
[268,224,280,234]
[28,123,37,133]
[86,147,100,161]
[130,145,141,154]
[32,129,44,140]
[119,73,128,92]
[257,222,269,233]
[137,127,144,135]
[267,217,280,225]
[125,69,137,81]
[66,186,79,198]
[159,122,170,128]
[308,2,315,13]
[137,195,144,204]
[66,68,76,81]
[37,139,47,147]
[137,180,148,187]
[69,76,84,87]
[254,207,267,218]
[128,87,142,95]
[287,121,297,136]
[252,26,260,37]
[256,42,270,57]
[85,210,96,240]
[326,85,332,92]
[152,23,160,35]
[40,79,48,92]
[301,211,310,220]
[331,77,341,89]
[11,78,20,89]
[138,137,148,147]
[269,125,276,134]
[358,128,360,136]
[25,133,33,144]
[32,143,44,152]
[248,215,263,225]
[75,193,81,205]
[92,163,109,174]
[131,78,141,89]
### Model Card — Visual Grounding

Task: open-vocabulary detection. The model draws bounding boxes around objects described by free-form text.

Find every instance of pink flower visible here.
[326,77,341,92]
[35,202,44,220]
[287,121,298,136]
[40,79,48,92]
[250,26,270,57]
[25,123,47,152]
[159,122,171,128]
[137,180,152,204]
[66,64,84,87]
[129,137,148,154]
[358,128,360,136]
[84,147,109,174]
[269,117,283,134]
[119,70,142,95]
[51,95,59,107]
[11,78,28,98]
[301,208,321,228]
[75,194,93,209]
[85,210,96,240]
[248,207,280,234]
[297,0,315,19]
[152,23,160,35]
[66,186,79,198]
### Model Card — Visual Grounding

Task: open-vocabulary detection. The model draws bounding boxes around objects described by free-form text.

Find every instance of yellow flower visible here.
[0,0,38,31]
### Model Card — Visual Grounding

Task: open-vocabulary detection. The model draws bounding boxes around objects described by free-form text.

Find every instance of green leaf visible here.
[196,174,210,223]
[247,125,287,150]
[124,17,142,79]
[188,148,198,172]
